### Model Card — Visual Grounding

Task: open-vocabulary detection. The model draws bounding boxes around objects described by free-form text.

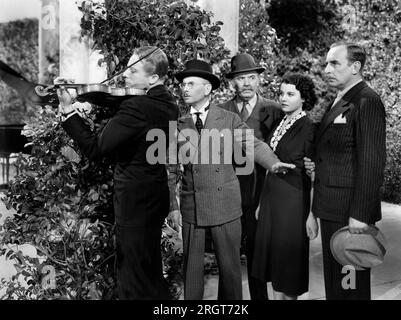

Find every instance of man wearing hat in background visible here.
[168,59,295,300]
[219,53,283,300]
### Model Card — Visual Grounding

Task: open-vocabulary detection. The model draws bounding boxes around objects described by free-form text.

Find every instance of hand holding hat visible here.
[330,225,387,271]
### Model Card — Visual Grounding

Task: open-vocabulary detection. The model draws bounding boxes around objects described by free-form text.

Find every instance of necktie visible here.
[193,105,209,134]
[331,93,342,109]
[194,112,203,134]
[240,101,249,122]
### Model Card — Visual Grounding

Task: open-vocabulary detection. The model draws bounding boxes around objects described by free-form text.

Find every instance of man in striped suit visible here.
[168,59,295,300]
[305,42,386,300]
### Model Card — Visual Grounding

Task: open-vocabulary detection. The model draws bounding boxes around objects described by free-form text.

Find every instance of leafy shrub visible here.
[339,0,401,203]
[0,19,39,124]
[267,0,339,53]
[0,0,232,299]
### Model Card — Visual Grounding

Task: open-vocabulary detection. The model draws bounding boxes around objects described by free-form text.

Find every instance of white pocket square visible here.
[333,113,347,124]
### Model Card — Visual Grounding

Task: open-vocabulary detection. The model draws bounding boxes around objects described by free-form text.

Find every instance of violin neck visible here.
[55,83,90,88]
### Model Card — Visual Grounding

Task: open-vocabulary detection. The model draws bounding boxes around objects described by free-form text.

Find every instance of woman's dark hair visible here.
[281,73,317,111]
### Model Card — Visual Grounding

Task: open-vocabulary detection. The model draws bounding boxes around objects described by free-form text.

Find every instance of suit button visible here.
[193,169,198,174]
[217,187,222,191]
[216,168,220,172]
[318,157,323,163]
[194,189,197,193]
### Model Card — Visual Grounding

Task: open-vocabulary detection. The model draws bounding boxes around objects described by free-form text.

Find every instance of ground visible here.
[1,188,400,299]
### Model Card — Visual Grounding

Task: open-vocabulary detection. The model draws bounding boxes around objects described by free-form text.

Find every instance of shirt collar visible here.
[337,79,363,98]
[237,93,258,110]
[190,100,210,115]
[247,94,258,109]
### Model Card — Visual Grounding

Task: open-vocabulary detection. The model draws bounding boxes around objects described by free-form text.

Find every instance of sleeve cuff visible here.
[62,110,79,122]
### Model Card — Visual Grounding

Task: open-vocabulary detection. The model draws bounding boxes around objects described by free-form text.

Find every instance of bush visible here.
[0,19,39,125]
[0,0,232,300]
[242,0,401,202]
[340,0,401,203]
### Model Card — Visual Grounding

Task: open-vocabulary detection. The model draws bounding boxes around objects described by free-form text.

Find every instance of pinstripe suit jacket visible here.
[312,81,386,224]
[168,104,280,226]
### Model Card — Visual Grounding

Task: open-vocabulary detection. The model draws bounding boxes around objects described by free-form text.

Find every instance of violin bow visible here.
[34,47,161,98]
[100,47,160,84]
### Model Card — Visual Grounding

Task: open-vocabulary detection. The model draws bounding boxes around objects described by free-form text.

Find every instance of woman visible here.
[252,73,319,300]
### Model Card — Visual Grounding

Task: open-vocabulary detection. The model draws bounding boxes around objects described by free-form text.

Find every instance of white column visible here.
[39,0,59,83]
[188,0,239,56]
[59,0,106,83]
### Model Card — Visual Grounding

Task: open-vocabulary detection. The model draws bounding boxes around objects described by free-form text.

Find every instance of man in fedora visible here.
[304,42,386,299]
[219,53,283,300]
[167,59,295,300]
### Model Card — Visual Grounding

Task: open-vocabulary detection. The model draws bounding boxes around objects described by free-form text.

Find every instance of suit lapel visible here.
[248,94,267,123]
[178,105,223,164]
[229,94,269,124]
[317,81,366,140]
[226,99,240,114]
[204,105,223,131]
[178,113,198,163]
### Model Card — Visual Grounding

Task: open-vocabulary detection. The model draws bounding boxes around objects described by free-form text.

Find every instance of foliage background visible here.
[0,0,400,300]
[0,19,38,125]
[0,0,231,299]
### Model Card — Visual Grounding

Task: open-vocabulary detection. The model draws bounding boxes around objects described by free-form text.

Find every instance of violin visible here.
[35,83,146,108]
[34,47,159,108]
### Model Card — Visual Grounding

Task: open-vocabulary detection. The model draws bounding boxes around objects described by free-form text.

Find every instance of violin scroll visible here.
[35,84,57,97]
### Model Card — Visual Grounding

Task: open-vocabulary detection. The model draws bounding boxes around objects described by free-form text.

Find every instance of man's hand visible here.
[54,77,77,107]
[348,217,369,234]
[167,210,182,233]
[303,157,315,177]
[306,212,319,240]
[271,162,296,174]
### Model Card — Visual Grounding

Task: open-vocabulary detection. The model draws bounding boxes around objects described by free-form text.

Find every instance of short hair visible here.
[281,73,317,111]
[133,46,169,78]
[330,41,367,72]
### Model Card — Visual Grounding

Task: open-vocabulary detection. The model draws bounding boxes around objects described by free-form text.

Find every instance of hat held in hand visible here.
[330,225,387,271]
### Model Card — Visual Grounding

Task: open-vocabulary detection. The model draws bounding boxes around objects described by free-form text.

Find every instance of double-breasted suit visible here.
[169,104,280,300]
[312,81,386,299]
[62,85,178,299]
[219,94,282,299]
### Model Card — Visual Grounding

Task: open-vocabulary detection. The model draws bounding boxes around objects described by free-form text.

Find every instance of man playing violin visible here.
[56,46,178,300]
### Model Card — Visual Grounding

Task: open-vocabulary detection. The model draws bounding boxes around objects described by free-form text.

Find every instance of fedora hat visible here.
[330,225,387,271]
[175,59,220,90]
[226,53,265,79]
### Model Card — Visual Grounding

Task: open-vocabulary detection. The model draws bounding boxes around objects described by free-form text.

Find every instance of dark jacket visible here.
[62,85,179,227]
[312,81,386,224]
[218,95,283,210]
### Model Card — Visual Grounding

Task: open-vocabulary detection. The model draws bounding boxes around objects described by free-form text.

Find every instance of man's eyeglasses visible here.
[179,81,209,90]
